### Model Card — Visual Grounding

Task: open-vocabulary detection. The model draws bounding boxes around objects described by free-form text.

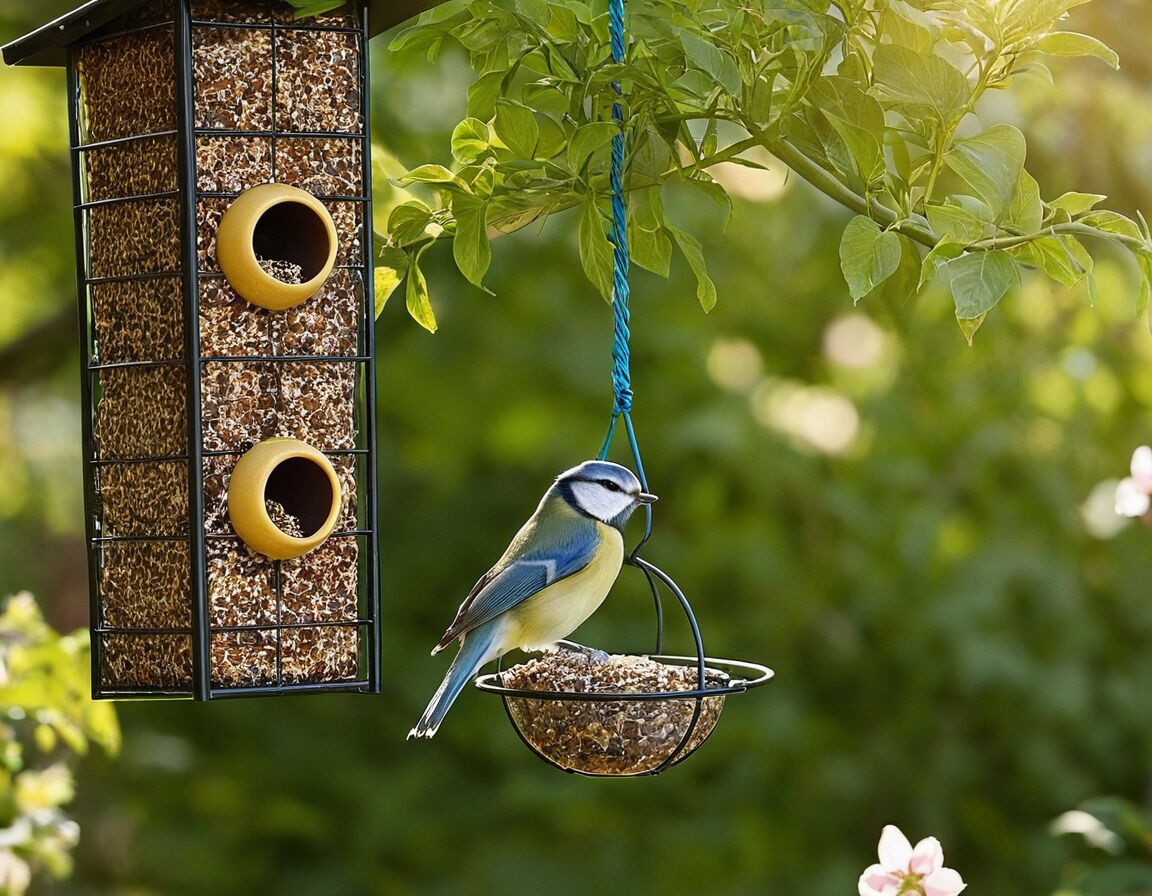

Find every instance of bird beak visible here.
[636,492,658,504]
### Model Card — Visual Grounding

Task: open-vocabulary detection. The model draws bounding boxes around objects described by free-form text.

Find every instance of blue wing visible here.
[434,508,599,651]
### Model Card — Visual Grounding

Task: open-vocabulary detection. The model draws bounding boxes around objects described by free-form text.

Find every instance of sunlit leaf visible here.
[387,201,435,246]
[943,125,1027,216]
[669,224,717,311]
[629,221,671,277]
[872,44,970,124]
[946,250,1019,320]
[1047,191,1107,218]
[451,118,491,165]
[493,100,540,158]
[394,165,470,191]
[679,31,741,96]
[1004,170,1043,233]
[957,312,987,345]
[374,247,408,318]
[568,122,619,173]
[1033,32,1119,69]
[1080,210,1144,242]
[405,247,437,333]
[839,216,902,302]
[926,203,986,244]
[580,197,615,302]
[452,196,492,291]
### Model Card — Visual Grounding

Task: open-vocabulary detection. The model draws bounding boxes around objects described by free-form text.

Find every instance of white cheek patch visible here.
[571,481,633,522]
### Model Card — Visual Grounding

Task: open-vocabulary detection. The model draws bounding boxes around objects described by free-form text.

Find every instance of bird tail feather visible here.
[408,625,500,739]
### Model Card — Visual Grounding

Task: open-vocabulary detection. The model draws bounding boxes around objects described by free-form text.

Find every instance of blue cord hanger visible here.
[596,0,653,558]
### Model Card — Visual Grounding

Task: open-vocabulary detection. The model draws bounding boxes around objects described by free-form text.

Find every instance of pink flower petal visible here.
[1115,478,1151,517]
[1132,446,1152,487]
[878,825,913,872]
[910,836,944,875]
[923,867,967,896]
[858,866,901,896]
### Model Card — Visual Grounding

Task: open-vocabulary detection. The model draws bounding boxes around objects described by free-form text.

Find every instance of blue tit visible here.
[408,460,657,739]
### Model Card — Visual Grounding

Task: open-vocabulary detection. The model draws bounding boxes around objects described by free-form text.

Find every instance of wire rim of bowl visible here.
[474,655,774,702]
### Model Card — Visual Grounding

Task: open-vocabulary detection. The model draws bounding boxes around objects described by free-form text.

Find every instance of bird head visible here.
[553,460,657,530]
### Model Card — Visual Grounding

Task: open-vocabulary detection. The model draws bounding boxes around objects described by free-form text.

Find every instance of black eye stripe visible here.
[598,479,623,492]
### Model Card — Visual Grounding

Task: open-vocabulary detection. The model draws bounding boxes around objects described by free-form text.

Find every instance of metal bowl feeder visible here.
[474,556,774,777]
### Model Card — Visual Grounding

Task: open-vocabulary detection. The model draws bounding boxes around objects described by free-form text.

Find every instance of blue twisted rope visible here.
[608,0,632,419]
[596,0,653,553]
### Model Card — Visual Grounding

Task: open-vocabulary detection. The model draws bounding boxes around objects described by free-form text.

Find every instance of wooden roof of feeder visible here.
[2,0,439,67]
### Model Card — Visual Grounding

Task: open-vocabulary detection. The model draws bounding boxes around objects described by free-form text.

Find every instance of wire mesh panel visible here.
[69,0,379,699]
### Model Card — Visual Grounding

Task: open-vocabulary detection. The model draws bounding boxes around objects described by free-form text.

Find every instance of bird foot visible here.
[554,640,611,663]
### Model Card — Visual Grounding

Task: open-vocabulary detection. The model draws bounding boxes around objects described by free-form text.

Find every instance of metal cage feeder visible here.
[475,556,774,777]
[0,0,425,699]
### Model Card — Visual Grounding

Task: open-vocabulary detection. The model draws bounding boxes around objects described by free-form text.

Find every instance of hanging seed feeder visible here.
[0,0,425,699]
[476,558,773,777]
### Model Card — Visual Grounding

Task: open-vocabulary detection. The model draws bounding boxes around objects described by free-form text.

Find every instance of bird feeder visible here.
[475,558,774,777]
[1,0,415,699]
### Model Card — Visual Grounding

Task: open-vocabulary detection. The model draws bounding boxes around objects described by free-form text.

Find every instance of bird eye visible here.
[599,479,622,492]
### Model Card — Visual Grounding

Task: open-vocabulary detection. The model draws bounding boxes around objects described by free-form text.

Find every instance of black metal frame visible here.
[68,0,381,700]
[474,556,774,777]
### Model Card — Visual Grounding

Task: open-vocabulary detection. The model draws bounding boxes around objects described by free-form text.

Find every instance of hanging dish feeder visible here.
[475,558,773,777]
[473,0,773,774]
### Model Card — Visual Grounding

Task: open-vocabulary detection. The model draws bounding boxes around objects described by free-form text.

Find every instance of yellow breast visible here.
[506,523,624,652]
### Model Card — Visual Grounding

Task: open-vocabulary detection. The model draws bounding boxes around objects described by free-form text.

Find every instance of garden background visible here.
[2,0,1152,893]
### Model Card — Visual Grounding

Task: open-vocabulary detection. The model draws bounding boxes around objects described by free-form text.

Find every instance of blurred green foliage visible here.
[2,1,1152,895]
[0,594,118,895]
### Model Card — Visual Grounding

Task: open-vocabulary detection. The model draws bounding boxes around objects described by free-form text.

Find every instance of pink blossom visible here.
[859,825,966,896]
[1115,446,1152,518]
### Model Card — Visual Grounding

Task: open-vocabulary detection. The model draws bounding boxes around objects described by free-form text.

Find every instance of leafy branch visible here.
[378,0,1152,340]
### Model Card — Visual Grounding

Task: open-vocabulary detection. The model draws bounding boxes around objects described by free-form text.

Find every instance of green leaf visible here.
[630,222,671,277]
[871,44,970,124]
[451,118,491,165]
[809,77,886,184]
[668,224,717,311]
[838,216,902,302]
[946,250,1019,320]
[394,164,470,191]
[567,122,619,173]
[925,203,986,244]
[679,31,741,96]
[943,125,1027,216]
[1017,236,1082,287]
[467,70,506,120]
[1033,32,1119,69]
[373,247,408,318]
[387,201,434,246]
[405,247,437,333]
[452,196,492,291]
[579,197,615,302]
[919,240,964,291]
[1137,253,1152,317]
[1080,210,1144,242]
[1048,191,1107,217]
[957,313,988,346]
[1005,170,1043,233]
[286,0,346,17]
[493,99,540,158]
[535,115,567,161]
[515,0,549,22]
[521,82,569,117]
